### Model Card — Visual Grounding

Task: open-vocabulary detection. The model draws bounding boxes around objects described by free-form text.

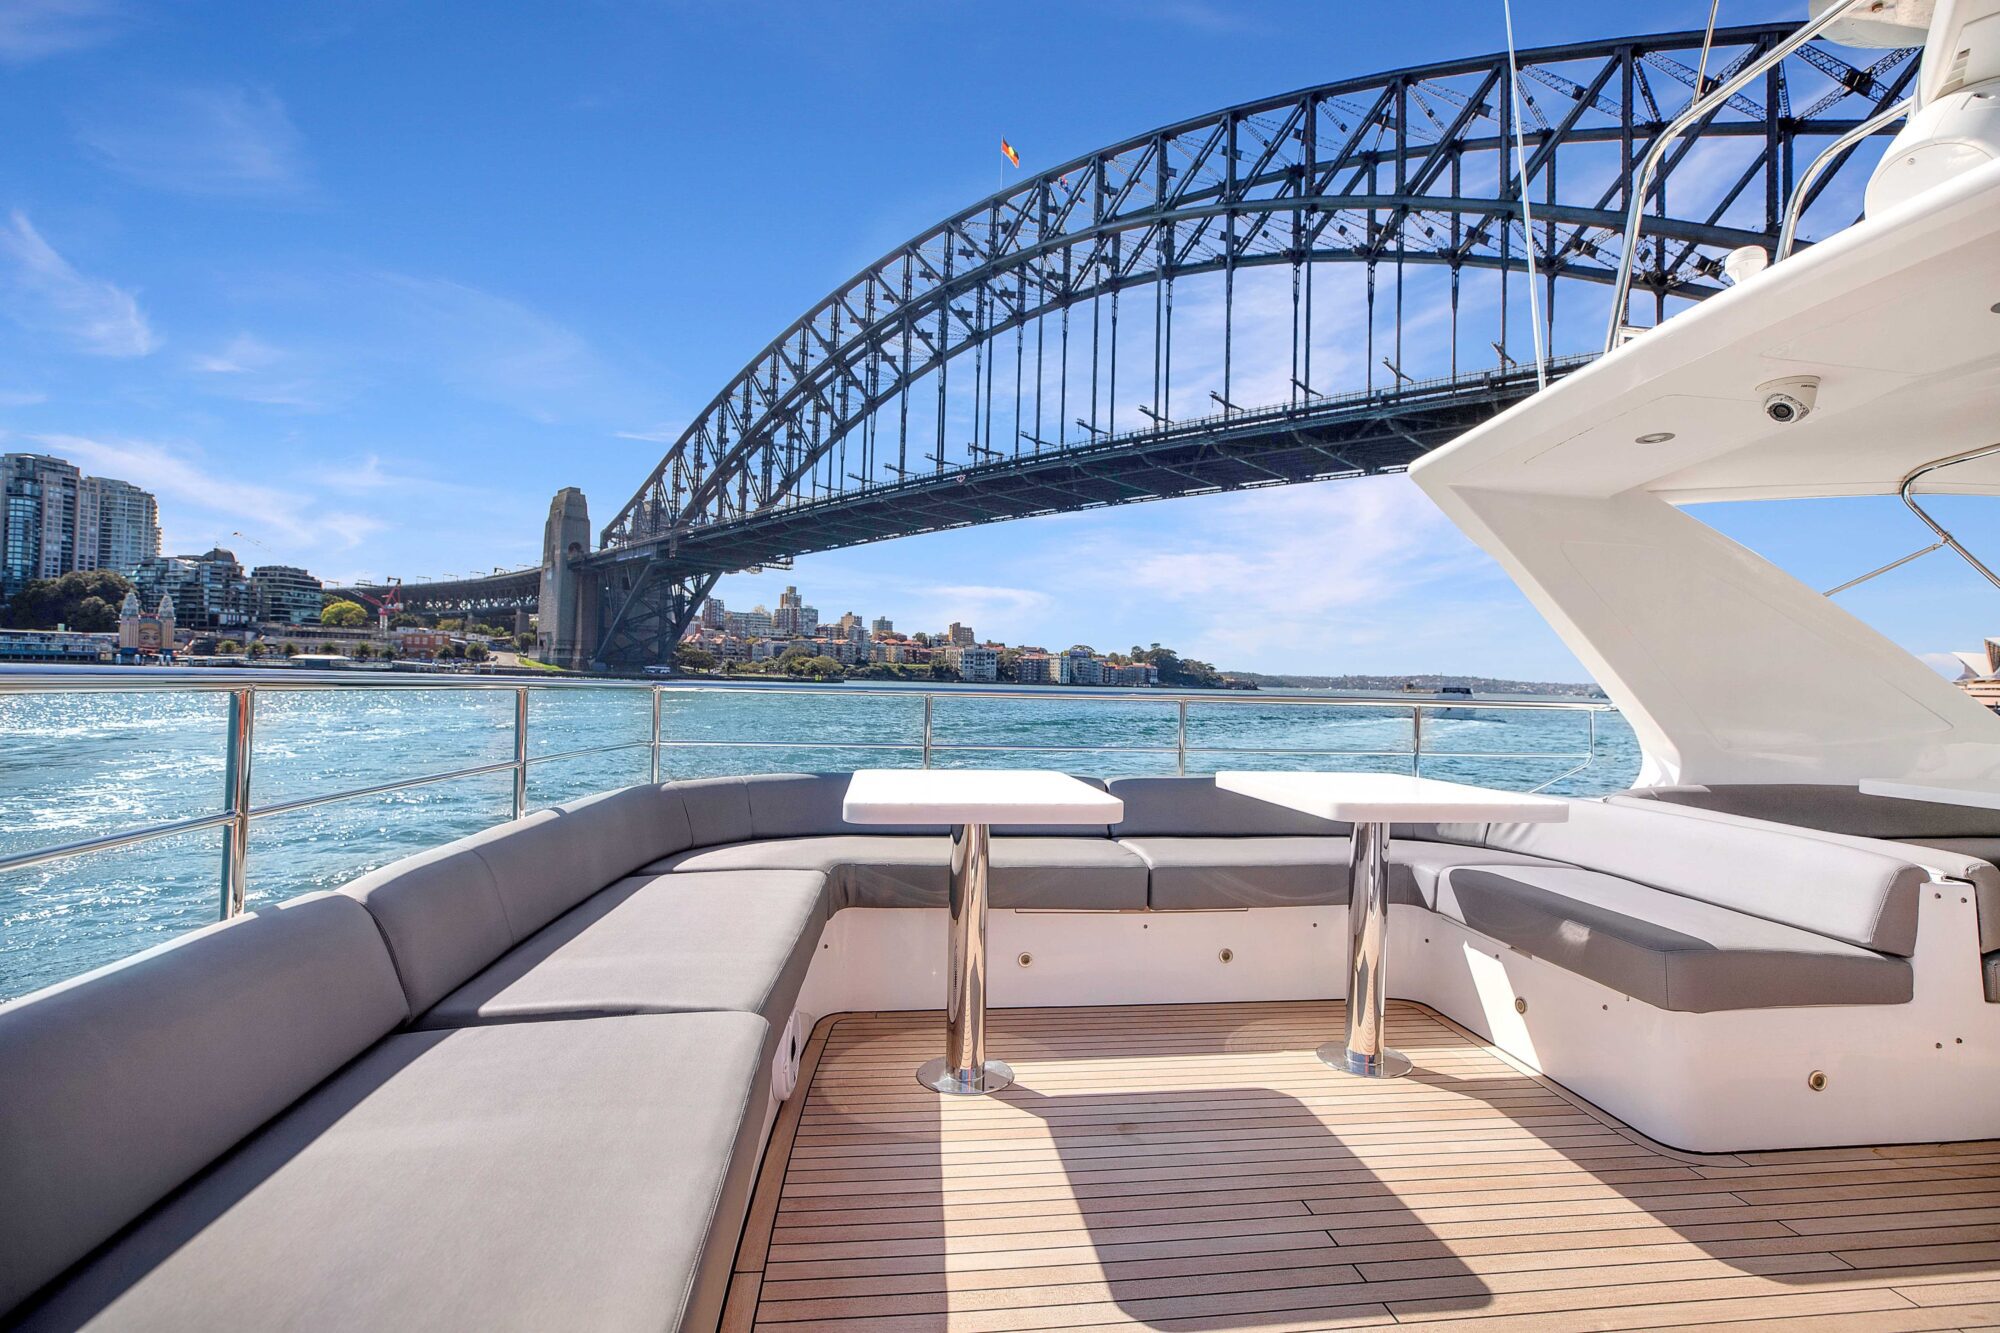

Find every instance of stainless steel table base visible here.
[921,821,1014,1096]
[1317,1040,1413,1079]
[1324,819,1411,1079]
[918,1056,1016,1096]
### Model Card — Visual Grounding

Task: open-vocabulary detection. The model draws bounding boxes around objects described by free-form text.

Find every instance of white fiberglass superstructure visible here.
[1414,1,2000,790]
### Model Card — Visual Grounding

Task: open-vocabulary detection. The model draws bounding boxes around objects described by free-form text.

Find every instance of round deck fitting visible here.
[918,1057,1015,1096]
[1319,1041,1412,1079]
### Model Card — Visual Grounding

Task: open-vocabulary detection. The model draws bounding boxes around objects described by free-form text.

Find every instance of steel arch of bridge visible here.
[588,21,1914,667]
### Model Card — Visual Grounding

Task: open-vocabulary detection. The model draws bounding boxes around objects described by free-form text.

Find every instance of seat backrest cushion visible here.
[343,783,692,1014]
[1625,784,2000,840]
[1109,776,1350,837]
[0,893,407,1316]
[1105,775,1483,843]
[1481,797,1928,955]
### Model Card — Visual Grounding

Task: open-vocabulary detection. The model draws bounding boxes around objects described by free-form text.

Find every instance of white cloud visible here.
[0,211,156,357]
[615,425,683,444]
[190,332,283,374]
[0,0,123,63]
[0,389,48,408]
[77,86,313,200]
[373,272,605,422]
[1062,474,1529,669]
[32,432,378,554]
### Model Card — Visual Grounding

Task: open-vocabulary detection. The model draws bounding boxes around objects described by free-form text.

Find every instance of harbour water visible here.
[0,682,1637,999]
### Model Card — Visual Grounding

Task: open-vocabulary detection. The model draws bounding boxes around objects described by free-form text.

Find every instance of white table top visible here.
[1214,772,1572,824]
[843,769,1124,826]
[1859,778,2000,812]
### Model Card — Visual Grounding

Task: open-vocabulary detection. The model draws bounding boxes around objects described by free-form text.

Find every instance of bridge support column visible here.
[537,488,598,670]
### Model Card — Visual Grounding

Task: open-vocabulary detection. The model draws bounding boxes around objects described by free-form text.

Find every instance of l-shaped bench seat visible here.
[0,772,1945,1330]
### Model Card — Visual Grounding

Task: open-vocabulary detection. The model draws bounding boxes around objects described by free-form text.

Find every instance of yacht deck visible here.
[724,1001,2000,1332]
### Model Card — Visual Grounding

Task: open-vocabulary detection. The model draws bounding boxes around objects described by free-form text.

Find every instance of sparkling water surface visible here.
[0,680,1637,999]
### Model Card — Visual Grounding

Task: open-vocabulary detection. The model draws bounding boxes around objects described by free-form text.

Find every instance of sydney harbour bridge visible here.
[338,20,1914,669]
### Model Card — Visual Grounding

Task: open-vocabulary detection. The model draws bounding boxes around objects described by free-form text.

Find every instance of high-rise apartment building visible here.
[699,597,726,630]
[0,454,80,597]
[870,616,893,636]
[75,476,160,576]
[1,452,162,598]
[773,585,819,636]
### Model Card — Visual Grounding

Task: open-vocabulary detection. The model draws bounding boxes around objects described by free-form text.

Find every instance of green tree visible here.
[464,641,490,663]
[216,639,242,654]
[6,570,134,629]
[282,641,301,657]
[321,599,368,628]
[675,644,718,672]
[352,641,376,660]
[514,632,535,652]
[390,612,424,629]
[437,617,464,631]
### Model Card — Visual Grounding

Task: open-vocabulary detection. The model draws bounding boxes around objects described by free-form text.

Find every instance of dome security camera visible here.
[1758,375,1820,425]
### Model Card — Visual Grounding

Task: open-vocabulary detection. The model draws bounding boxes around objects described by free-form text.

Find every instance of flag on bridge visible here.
[1000,139,1020,168]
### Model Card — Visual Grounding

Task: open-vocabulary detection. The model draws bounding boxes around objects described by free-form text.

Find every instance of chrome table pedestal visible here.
[1317,820,1412,1078]
[917,822,1014,1095]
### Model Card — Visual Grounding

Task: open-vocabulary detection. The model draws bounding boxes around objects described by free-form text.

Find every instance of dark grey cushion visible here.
[418,869,830,1036]
[344,784,693,1014]
[1121,836,1354,909]
[16,1012,767,1333]
[1436,865,1913,1011]
[1480,798,1927,956]
[647,833,1147,909]
[1109,776,1352,837]
[1389,840,1568,911]
[0,894,408,1315]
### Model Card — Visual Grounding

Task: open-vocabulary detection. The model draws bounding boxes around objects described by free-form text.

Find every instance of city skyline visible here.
[0,1,1989,677]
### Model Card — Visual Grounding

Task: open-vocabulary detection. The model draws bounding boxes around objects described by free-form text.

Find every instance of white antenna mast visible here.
[1501,0,1548,389]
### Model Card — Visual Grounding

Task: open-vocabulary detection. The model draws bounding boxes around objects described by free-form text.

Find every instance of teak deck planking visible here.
[721,1001,2000,1332]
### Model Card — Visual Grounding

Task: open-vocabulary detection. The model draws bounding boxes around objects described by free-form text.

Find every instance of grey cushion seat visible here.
[1435,865,1914,1012]
[645,835,1149,910]
[17,1012,769,1333]
[1122,836,1357,910]
[417,869,831,1037]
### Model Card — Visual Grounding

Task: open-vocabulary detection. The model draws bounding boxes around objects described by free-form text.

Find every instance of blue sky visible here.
[0,0,1990,679]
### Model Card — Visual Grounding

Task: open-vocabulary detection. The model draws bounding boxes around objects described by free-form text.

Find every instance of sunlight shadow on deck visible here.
[743,1002,2000,1331]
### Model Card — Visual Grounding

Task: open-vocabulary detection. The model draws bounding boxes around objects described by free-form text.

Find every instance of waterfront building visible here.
[947,644,998,682]
[1104,661,1158,687]
[947,622,975,647]
[725,606,774,638]
[1014,651,1053,684]
[0,454,80,597]
[115,591,176,660]
[74,477,160,576]
[249,565,325,625]
[394,627,453,658]
[1953,637,2000,714]
[1057,646,1104,686]
[0,627,111,663]
[132,549,254,632]
[773,586,819,637]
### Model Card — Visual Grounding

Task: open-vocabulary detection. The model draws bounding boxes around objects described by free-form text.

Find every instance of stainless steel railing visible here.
[1605,1,1870,352]
[0,668,1613,922]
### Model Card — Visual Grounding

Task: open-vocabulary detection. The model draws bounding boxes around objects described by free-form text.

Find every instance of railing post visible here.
[1176,699,1188,776]
[1411,705,1424,778]
[512,686,529,819]
[922,695,934,769]
[219,686,255,920]
[650,685,663,785]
